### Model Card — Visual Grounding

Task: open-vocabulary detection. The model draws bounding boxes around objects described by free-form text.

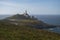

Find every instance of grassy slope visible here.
[0,21,60,40]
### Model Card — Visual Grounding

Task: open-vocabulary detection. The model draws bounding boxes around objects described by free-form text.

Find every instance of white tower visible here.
[23,10,29,17]
[24,10,28,15]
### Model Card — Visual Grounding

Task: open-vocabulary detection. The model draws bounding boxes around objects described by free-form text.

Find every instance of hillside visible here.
[3,12,56,29]
[0,21,60,40]
[0,11,60,40]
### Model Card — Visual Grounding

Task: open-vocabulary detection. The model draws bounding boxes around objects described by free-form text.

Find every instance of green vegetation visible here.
[0,21,60,40]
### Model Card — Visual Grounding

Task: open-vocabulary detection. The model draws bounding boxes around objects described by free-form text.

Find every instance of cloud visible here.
[0,1,17,7]
[0,1,60,15]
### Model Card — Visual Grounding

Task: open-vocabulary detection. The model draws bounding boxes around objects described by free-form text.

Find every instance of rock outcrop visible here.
[3,10,56,29]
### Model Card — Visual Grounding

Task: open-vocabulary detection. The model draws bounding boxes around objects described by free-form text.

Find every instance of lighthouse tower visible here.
[23,10,29,17]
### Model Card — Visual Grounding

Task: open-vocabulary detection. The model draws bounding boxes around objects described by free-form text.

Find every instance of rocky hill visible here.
[2,11,56,29]
[4,10,37,21]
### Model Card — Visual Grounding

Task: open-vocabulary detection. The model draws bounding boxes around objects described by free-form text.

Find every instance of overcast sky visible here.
[0,0,60,15]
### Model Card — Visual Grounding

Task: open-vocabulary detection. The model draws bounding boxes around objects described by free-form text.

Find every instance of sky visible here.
[0,0,60,15]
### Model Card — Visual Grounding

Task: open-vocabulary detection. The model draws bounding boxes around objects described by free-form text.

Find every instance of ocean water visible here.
[35,15,60,25]
[44,27,60,34]
[35,15,60,33]
[0,15,11,19]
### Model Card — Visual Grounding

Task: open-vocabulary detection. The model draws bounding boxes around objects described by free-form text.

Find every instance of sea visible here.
[35,15,60,34]
[0,15,60,34]
[0,15,10,19]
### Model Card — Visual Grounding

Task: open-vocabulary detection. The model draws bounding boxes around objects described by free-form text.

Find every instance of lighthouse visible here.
[23,10,30,17]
